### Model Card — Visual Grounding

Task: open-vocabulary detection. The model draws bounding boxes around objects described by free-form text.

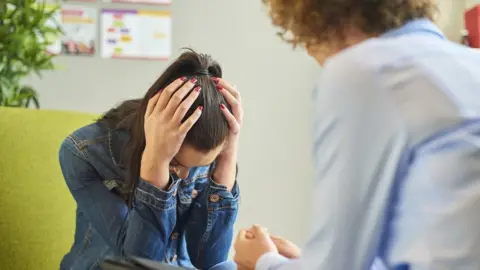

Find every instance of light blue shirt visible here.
[256,19,480,270]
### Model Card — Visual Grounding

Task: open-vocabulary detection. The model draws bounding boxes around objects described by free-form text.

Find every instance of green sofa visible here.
[0,107,97,270]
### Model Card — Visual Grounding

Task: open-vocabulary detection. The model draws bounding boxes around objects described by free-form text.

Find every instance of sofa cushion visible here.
[0,107,97,270]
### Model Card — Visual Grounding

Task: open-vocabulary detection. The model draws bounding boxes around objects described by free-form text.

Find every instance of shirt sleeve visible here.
[256,253,290,270]
[256,56,408,270]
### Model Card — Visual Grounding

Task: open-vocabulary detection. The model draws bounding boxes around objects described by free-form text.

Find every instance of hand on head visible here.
[141,76,203,189]
[215,78,243,137]
[140,74,242,190]
[211,78,243,191]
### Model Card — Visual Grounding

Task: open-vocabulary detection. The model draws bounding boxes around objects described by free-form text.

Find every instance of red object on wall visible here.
[465,4,480,48]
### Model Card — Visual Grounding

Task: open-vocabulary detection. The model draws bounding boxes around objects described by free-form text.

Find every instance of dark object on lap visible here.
[101,256,191,270]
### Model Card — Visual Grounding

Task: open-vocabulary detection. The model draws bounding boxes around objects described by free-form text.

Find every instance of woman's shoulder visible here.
[61,121,127,179]
[67,121,109,144]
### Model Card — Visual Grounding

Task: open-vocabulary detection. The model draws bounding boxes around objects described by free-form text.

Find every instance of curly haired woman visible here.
[234,1,480,269]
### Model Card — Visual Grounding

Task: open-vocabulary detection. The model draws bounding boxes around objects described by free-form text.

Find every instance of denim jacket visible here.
[58,121,240,270]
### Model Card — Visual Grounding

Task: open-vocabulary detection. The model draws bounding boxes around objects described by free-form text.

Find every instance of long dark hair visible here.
[99,49,231,207]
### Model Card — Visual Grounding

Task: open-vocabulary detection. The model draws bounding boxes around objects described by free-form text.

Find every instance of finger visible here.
[163,77,198,117]
[233,231,250,261]
[272,237,301,259]
[251,224,269,239]
[217,83,242,107]
[235,229,247,243]
[245,230,254,239]
[217,78,241,102]
[178,106,203,134]
[270,234,281,240]
[270,237,282,249]
[145,91,161,118]
[220,104,240,133]
[219,88,243,124]
[270,237,287,252]
[270,234,283,241]
[218,86,239,107]
[154,77,188,113]
[173,86,201,123]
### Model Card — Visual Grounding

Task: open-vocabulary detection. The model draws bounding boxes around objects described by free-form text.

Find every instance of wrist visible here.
[213,155,237,191]
[140,150,171,190]
[215,151,237,172]
[218,137,238,159]
[216,144,238,165]
[216,153,237,167]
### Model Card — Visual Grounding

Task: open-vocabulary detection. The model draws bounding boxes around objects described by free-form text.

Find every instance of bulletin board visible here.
[101,9,171,60]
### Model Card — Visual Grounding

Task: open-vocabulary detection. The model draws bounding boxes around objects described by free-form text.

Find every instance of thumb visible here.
[245,229,255,239]
[251,225,269,240]
[236,229,247,242]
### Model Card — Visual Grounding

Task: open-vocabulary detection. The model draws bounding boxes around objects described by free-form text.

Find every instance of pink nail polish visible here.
[220,104,225,109]
[190,77,198,83]
[216,85,223,90]
[212,77,220,83]
[180,76,187,81]
[194,86,201,92]
[199,106,204,111]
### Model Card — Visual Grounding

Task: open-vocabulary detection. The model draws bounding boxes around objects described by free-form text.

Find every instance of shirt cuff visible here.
[134,176,178,210]
[256,252,289,270]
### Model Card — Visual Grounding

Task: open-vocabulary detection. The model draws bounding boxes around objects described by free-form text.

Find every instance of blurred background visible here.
[1,0,479,269]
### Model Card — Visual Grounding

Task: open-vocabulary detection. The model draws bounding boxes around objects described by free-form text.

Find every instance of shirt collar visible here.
[381,19,445,40]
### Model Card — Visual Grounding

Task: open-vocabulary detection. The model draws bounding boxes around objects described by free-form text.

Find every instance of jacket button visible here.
[210,194,220,203]
[171,232,179,240]
[191,189,198,199]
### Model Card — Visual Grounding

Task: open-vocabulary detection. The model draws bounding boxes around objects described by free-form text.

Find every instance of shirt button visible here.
[209,194,220,203]
[191,189,198,199]
[171,232,179,240]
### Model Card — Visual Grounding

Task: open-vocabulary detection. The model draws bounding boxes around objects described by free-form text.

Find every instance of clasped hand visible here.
[234,225,301,270]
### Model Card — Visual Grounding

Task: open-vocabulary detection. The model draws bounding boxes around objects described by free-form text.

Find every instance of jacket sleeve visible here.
[59,136,178,259]
[185,174,240,269]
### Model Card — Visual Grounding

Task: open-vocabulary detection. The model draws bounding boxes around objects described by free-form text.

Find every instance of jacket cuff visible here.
[207,179,240,211]
[135,176,178,210]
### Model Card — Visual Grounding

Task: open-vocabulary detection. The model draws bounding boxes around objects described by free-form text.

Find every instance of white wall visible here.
[28,0,317,245]
[436,0,480,41]
[466,0,480,9]
[436,0,467,41]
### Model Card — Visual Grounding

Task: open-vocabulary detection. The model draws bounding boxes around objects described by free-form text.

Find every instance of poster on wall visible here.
[101,9,171,60]
[102,0,171,5]
[60,6,98,56]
